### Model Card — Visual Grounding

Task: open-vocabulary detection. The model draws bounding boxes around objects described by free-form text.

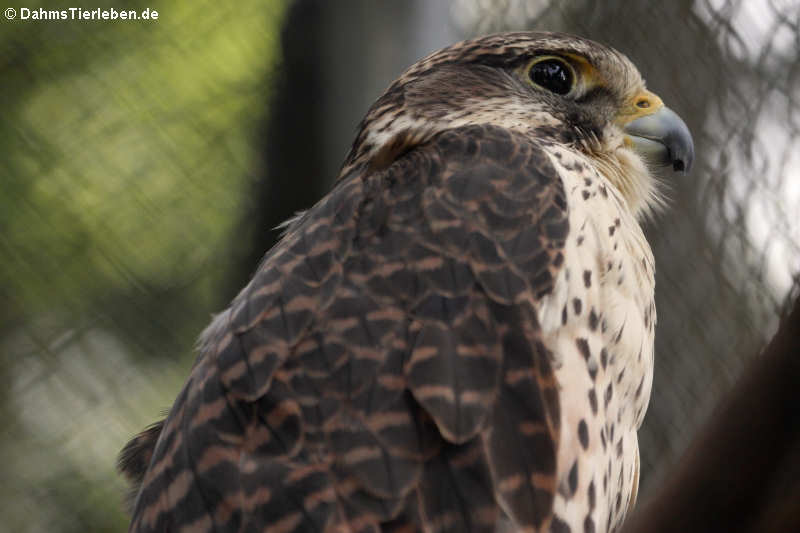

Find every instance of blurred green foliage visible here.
[0,1,285,531]
[2,1,798,531]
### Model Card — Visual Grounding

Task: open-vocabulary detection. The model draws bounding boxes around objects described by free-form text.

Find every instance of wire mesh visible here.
[1,1,798,531]
[0,2,283,531]
[452,0,800,493]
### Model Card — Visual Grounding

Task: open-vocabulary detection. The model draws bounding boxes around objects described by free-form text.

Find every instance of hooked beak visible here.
[624,106,694,173]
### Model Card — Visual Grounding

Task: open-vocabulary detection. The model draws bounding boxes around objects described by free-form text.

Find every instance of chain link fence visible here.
[453,0,800,492]
[1,1,798,531]
[1,2,283,531]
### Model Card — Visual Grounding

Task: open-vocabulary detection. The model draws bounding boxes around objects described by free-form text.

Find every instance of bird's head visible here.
[342,31,694,217]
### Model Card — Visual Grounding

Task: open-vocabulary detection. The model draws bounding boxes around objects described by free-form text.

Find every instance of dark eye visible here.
[529,58,573,95]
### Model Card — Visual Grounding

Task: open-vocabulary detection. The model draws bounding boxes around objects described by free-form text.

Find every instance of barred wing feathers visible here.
[123,124,569,532]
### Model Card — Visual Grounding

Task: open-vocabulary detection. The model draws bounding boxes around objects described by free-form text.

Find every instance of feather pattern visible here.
[119,30,686,533]
[123,125,568,532]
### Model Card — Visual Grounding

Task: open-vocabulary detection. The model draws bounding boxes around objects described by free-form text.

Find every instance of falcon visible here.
[120,32,694,533]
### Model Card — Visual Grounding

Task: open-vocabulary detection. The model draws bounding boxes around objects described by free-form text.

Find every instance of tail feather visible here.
[117,419,165,512]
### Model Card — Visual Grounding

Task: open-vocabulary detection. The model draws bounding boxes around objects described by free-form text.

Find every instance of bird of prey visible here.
[119,32,693,533]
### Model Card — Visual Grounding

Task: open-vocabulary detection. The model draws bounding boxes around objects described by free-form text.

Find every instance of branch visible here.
[623,297,800,533]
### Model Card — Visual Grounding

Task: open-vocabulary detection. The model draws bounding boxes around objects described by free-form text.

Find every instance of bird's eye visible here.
[529,58,574,95]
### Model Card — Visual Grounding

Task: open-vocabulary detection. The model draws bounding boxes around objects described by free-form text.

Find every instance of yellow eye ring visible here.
[527,55,576,95]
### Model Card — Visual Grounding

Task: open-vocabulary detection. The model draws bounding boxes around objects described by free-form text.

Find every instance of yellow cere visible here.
[616,90,664,126]
[554,52,666,126]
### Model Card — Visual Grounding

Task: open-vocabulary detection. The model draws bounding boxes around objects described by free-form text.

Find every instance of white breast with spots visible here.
[537,145,656,533]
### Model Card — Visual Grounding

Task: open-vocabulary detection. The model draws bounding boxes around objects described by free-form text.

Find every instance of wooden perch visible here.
[623,297,800,533]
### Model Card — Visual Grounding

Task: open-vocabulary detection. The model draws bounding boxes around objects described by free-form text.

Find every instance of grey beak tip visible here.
[625,105,695,175]
[671,145,694,174]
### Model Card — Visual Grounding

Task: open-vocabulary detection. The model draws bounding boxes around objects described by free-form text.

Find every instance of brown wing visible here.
[123,124,569,533]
